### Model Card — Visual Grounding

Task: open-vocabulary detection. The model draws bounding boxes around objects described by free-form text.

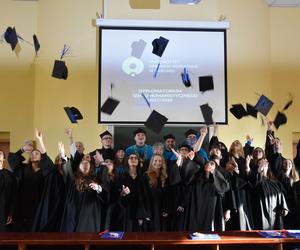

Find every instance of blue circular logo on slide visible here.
[122,57,144,76]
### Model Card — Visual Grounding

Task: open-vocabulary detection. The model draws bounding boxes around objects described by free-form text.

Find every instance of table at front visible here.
[0,231,299,250]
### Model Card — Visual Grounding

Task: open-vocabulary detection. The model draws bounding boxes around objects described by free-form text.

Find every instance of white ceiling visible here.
[265,0,300,7]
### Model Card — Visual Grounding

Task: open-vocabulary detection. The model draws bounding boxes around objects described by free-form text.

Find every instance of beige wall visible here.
[0,0,299,159]
[0,0,37,152]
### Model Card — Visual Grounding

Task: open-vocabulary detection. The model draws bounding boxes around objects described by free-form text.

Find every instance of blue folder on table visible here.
[287,230,300,238]
[100,231,124,240]
[259,231,286,238]
[189,233,220,240]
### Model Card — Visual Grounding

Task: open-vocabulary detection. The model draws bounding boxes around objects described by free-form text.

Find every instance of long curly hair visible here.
[75,155,97,192]
[146,154,168,188]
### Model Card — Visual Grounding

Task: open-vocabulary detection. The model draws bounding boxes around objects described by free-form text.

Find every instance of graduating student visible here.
[138,154,168,232]
[249,158,288,230]
[294,139,300,173]
[126,128,153,173]
[114,146,127,175]
[106,153,143,232]
[90,130,115,163]
[228,140,247,179]
[184,160,230,231]
[185,128,208,168]
[32,131,66,232]
[8,138,45,231]
[60,151,109,232]
[162,134,177,165]
[167,143,195,231]
[224,158,254,230]
[0,150,16,232]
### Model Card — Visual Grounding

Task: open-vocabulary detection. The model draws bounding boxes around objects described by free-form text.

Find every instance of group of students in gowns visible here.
[0,120,300,233]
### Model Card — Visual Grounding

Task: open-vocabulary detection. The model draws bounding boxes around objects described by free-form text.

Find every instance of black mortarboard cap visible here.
[200,103,214,125]
[152,36,169,57]
[273,111,287,130]
[64,107,83,123]
[229,104,247,120]
[144,110,168,134]
[163,133,175,141]
[33,34,40,54]
[199,75,214,92]
[246,103,258,118]
[4,27,18,51]
[133,128,146,136]
[100,97,120,115]
[177,142,191,151]
[184,129,198,138]
[99,130,112,139]
[52,60,68,80]
[254,95,273,116]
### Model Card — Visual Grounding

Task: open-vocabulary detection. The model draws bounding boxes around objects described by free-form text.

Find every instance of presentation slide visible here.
[98,22,228,124]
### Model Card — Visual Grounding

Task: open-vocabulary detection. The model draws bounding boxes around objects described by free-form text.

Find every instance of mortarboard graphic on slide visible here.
[152,36,169,57]
[229,104,247,120]
[4,27,18,51]
[64,107,83,123]
[199,75,214,93]
[254,94,273,116]
[144,110,168,134]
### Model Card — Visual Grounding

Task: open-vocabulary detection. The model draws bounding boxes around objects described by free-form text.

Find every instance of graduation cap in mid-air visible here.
[254,94,273,116]
[199,75,214,93]
[4,26,18,51]
[52,44,70,80]
[152,36,169,57]
[246,103,258,118]
[229,104,247,120]
[200,103,214,125]
[64,107,83,123]
[144,110,168,134]
[273,111,287,130]
[140,92,168,134]
[33,34,40,55]
[100,83,120,115]
[52,60,68,80]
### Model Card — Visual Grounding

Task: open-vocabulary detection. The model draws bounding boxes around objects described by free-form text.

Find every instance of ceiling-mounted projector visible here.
[169,0,201,5]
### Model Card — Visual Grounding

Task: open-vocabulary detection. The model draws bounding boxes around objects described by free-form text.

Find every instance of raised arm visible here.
[8,140,33,170]
[193,126,208,153]
[35,129,46,154]
[65,128,76,158]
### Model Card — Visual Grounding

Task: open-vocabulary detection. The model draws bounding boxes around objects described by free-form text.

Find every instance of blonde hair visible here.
[229,140,245,158]
[284,159,299,184]
[146,154,168,188]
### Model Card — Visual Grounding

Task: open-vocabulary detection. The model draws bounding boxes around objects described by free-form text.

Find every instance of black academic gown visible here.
[106,173,142,232]
[139,174,168,232]
[60,161,109,232]
[8,150,44,232]
[224,171,254,230]
[0,168,17,232]
[249,170,288,230]
[292,181,300,228]
[167,159,195,231]
[32,154,66,232]
[184,169,229,232]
